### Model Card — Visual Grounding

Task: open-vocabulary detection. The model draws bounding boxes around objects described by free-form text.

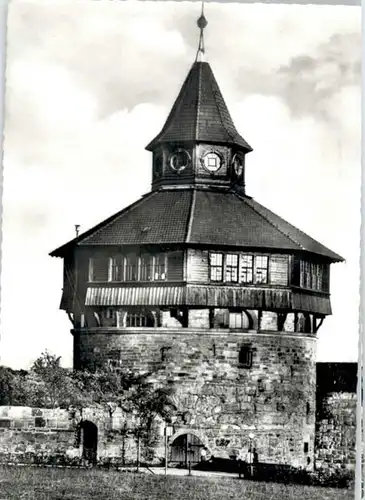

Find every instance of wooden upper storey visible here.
[86,247,329,293]
[60,245,333,316]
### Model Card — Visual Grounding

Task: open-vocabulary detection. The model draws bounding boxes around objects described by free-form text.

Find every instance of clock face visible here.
[202,151,222,173]
[169,149,190,173]
[232,153,244,178]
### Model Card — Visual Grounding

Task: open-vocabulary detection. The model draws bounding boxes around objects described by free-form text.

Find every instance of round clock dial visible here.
[232,153,244,178]
[202,151,222,173]
[169,149,190,173]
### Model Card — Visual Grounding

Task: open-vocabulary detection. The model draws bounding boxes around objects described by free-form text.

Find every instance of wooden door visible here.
[170,433,204,467]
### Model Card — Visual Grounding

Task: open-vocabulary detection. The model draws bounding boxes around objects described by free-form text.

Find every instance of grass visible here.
[0,465,354,500]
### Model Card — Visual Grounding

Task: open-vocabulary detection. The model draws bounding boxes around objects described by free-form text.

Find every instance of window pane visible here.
[225,254,238,282]
[210,253,223,282]
[140,255,153,281]
[317,265,323,290]
[111,256,124,281]
[211,267,223,281]
[211,253,222,266]
[241,255,253,283]
[300,261,305,288]
[226,254,238,266]
[255,256,268,284]
[225,267,238,282]
[300,261,324,291]
[102,308,117,326]
[229,313,242,329]
[125,255,138,281]
[305,262,311,288]
[155,254,166,280]
[126,313,149,327]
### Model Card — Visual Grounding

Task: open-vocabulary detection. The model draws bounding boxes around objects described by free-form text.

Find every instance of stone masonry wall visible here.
[78,328,317,469]
[0,407,75,464]
[0,406,144,466]
[315,392,356,473]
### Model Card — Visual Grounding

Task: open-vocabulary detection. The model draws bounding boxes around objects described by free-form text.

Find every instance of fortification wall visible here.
[77,328,317,468]
[0,406,142,466]
[315,392,356,473]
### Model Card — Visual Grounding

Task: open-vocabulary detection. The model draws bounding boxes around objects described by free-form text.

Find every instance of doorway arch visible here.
[80,420,98,465]
[170,432,206,467]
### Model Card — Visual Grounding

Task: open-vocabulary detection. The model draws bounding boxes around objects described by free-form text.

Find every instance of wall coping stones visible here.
[72,327,317,341]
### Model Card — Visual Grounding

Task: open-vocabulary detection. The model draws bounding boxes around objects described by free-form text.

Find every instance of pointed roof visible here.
[146,62,252,152]
[49,187,343,262]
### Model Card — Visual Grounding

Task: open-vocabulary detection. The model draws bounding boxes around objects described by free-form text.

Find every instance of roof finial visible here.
[196,0,208,62]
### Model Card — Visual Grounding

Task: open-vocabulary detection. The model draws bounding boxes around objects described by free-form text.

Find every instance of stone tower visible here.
[50,10,343,469]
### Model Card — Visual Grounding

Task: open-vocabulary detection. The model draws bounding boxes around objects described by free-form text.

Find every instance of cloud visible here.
[276,33,360,120]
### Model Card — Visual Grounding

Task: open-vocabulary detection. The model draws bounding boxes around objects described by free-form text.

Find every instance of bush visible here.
[311,468,354,488]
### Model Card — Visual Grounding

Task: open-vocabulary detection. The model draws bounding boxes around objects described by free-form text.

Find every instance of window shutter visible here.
[90,257,110,282]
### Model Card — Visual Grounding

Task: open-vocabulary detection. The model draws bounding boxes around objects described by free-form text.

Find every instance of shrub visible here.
[311,468,354,488]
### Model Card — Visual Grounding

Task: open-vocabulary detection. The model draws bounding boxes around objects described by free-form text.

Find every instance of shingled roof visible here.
[145,62,252,152]
[49,187,343,262]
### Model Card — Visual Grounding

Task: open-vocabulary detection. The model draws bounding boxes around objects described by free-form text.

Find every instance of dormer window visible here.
[232,153,244,178]
[201,151,222,173]
[169,149,190,173]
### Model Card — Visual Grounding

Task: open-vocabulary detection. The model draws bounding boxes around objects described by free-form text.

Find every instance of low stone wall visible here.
[0,406,156,466]
[314,392,356,474]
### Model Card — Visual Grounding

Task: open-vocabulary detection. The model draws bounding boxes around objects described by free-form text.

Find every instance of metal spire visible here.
[195,0,208,62]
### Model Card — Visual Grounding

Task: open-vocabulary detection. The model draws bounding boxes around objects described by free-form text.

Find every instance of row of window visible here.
[89,252,327,291]
[90,252,271,284]
[90,254,167,283]
[100,309,253,329]
[210,252,270,285]
[93,310,155,328]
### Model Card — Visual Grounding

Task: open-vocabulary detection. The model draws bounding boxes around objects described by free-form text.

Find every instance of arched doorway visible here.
[170,433,205,467]
[80,420,98,465]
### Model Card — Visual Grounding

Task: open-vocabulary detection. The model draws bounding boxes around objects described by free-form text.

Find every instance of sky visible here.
[0,0,360,369]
